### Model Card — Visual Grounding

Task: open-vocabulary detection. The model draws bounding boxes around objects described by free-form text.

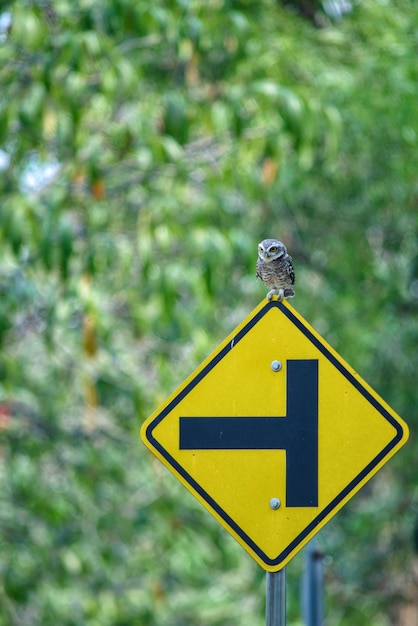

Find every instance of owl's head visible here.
[258,239,287,262]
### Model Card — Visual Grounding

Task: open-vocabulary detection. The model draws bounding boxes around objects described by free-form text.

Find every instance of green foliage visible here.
[1,0,417,624]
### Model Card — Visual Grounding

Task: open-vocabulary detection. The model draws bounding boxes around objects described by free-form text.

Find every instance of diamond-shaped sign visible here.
[140,300,409,571]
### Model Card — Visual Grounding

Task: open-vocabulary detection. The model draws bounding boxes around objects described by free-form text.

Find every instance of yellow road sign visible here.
[140,300,409,571]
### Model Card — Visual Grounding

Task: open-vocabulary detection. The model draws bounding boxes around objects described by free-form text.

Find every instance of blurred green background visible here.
[0,0,417,624]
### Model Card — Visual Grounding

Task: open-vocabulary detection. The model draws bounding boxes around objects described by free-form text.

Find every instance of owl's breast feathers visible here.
[256,254,295,289]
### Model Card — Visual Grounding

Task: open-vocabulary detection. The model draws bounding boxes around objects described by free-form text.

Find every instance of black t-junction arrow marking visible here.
[180,359,318,507]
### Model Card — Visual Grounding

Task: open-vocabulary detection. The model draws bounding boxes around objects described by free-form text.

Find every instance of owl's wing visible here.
[256,257,263,279]
[286,256,295,285]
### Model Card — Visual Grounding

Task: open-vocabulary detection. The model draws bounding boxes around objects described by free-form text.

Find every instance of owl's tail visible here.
[284,288,295,298]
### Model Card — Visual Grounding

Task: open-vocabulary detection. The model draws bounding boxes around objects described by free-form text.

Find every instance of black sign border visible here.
[145,301,406,568]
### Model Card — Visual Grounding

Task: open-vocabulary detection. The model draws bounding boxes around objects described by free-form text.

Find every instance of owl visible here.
[256,238,295,301]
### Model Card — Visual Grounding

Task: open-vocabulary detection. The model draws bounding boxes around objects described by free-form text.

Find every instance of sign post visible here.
[140,299,409,617]
[266,569,286,625]
[301,540,324,625]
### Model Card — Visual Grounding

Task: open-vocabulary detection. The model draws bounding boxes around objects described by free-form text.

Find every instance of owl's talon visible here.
[267,288,285,301]
[266,289,276,301]
[266,287,295,302]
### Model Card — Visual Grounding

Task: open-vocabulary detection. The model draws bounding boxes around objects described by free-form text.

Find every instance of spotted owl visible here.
[256,238,295,301]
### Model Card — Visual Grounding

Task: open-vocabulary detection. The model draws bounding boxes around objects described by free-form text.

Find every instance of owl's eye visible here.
[269,246,277,253]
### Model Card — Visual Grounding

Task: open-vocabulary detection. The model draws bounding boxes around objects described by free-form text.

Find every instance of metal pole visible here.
[301,540,324,626]
[266,568,286,625]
